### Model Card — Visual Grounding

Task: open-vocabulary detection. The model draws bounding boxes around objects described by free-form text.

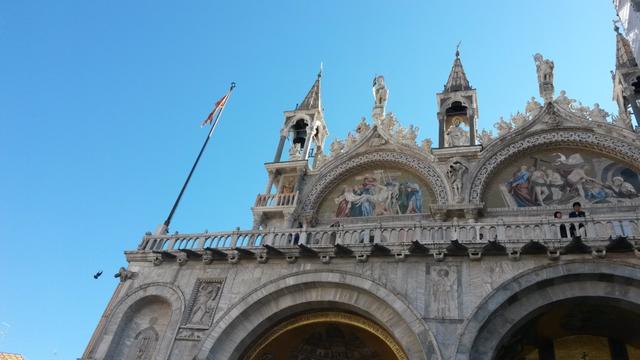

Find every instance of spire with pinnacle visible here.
[297,69,322,111]
[615,24,638,69]
[444,45,472,92]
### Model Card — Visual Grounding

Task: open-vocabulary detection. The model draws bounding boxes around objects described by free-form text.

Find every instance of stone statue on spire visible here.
[533,53,555,103]
[372,75,388,121]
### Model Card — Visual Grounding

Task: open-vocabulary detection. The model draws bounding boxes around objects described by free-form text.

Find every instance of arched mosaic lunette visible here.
[468,129,640,204]
[301,150,449,215]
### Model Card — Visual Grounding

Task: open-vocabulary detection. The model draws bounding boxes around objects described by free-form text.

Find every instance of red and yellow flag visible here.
[201,93,229,127]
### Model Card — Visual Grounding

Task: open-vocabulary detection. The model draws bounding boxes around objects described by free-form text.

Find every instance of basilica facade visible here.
[83,29,640,360]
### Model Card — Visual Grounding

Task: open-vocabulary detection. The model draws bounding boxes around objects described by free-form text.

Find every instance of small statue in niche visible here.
[589,103,609,122]
[289,143,302,160]
[446,119,469,147]
[447,161,467,203]
[126,318,159,360]
[525,96,543,118]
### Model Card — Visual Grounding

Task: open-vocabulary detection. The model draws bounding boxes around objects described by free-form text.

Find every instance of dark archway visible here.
[454,261,640,360]
[495,297,640,359]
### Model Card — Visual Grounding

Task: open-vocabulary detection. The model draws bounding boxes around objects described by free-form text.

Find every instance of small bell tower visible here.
[436,47,479,148]
[252,71,329,230]
[612,23,640,129]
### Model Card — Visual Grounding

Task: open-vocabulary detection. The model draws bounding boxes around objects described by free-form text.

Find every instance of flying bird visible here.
[93,270,103,279]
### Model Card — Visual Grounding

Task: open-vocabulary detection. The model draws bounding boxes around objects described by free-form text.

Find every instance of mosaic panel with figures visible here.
[317,168,433,219]
[484,149,640,208]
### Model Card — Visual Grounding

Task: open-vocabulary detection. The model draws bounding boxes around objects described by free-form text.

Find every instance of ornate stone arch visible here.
[301,150,449,217]
[89,282,185,360]
[195,270,441,360]
[468,129,640,204]
[454,260,640,360]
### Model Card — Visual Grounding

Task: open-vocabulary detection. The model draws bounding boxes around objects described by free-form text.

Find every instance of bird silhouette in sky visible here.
[93,270,103,279]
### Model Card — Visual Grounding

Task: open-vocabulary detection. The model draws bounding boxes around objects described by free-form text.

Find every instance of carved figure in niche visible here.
[525,96,542,118]
[589,103,609,122]
[533,53,555,102]
[430,266,458,318]
[355,117,370,136]
[446,119,469,147]
[188,282,221,326]
[126,318,159,360]
[494,116,513,136]
[510,111,528,127]
[281,178,295,194]
[494,151,640,208]
[476,129,493,145]
[289,143,302,160]
[447,161,467,203]
[555,90,575,109]
[329,139,344,157]
[332,171,423,218]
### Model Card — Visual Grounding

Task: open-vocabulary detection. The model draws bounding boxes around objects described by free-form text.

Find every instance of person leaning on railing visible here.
[568,201,586,238]
[553,211,568,238]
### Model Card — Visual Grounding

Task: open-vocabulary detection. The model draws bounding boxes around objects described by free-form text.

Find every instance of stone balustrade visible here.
[254,191,298,207]
[135,214,640,264]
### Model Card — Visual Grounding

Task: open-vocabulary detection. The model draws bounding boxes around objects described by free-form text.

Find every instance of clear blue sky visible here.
[0,1,619,358]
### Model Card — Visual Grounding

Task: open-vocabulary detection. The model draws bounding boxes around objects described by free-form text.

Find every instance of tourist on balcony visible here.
[553,211,568,238]
[569,202,586,238]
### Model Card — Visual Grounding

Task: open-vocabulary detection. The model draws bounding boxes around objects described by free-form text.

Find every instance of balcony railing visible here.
[254,191,298,208]
[137,214,640,259]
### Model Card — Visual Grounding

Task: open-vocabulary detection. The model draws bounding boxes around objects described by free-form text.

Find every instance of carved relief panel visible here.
[427,264,460,319]
[176,278,224,341]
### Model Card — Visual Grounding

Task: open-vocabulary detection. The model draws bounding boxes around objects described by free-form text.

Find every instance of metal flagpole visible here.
[158,82,236,234]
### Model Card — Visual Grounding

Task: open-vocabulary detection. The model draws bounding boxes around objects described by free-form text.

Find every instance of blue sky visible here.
[0,1,619,358]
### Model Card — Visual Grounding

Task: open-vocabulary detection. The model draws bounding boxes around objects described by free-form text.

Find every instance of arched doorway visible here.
[243,311,408,360]
[495,297,640,359]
